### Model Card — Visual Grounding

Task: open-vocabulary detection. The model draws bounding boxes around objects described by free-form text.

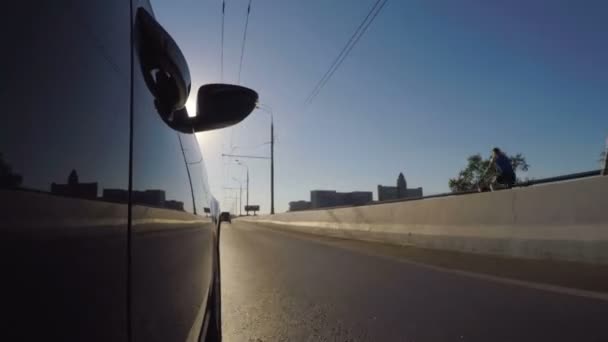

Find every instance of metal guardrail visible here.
[289,169,603,212]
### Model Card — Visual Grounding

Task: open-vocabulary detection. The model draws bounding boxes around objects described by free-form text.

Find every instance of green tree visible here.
[448,153,529,192]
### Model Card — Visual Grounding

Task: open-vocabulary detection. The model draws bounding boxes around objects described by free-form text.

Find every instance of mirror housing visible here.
[135,8,190,115]
[194,84,259,132]
[135,8,258,134]
[165,84,258,134]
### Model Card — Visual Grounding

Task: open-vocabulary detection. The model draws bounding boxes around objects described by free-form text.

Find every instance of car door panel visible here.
[0,1,131,340]
[131,2,217,341]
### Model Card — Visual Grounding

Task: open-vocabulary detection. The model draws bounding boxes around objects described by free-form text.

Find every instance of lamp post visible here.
[256,104,274,214]
[232,177,243,216]
[603,136,608,176]
[220,104,275,215]
[235,160,250,214]
[223,195,238,215]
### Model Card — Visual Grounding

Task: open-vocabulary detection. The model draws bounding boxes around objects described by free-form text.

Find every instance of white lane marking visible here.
[391,257,608,303]
[238,221,608,303]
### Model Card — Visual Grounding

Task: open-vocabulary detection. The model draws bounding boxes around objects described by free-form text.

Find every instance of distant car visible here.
[0,2,257,341]
[219,212,232,223]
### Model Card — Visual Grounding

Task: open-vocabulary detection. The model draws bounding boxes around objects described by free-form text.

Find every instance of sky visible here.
[151,0,608,214]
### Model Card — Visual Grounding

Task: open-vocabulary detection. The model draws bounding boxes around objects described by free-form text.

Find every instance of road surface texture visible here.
[220,221,608,342]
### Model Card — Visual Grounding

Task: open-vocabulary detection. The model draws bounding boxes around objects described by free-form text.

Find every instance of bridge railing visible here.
[291,169,603,212]
[246,173,608,264]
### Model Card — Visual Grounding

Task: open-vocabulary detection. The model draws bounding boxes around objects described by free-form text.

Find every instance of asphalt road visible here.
[220,221,608,342]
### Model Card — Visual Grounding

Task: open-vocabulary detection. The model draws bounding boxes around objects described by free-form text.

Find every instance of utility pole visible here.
[255,103,275,214]
[178,135,197,215]
[221,104,275,215]
[223,195,238,215]
[236,160,250,215]
[224,187,241,216]
[231,178,243,216]
[223,153,270,213]
[603,136,608,176]
[270,116,275,214]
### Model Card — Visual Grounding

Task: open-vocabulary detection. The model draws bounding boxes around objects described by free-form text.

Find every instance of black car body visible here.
[0,1,254,341]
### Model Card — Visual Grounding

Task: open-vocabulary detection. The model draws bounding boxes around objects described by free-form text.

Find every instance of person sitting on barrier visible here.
[482,147,516,191]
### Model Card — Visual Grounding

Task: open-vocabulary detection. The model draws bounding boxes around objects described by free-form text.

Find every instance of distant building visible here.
[397,173,407,197]
[289,189,373,211]
[51,169,98,199]
[0,154,22,189]
[133,189,166,207]
[102,188,183,211]
[377,186,398,201]
[344,191,374,206]
[103,189,165,206]
[310,190,373,209]
[102,188,129,203]
[310,190,338,208]
[164,200,185,211]
[289,200,312,212]
[378,172,423,201]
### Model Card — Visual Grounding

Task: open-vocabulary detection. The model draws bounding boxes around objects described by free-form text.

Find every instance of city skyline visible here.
[153,0,608,213]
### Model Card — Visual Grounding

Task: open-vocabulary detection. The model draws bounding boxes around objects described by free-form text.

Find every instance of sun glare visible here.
[186,96,196,118]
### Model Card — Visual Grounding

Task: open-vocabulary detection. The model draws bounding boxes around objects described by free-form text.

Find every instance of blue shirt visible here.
[495,153,514,175]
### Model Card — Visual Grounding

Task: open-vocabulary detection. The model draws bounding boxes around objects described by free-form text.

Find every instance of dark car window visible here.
[0,1,130,341]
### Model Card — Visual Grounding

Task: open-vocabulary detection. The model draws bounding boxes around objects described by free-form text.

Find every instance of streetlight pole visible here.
[270,116,274,214]
[223,195,238,215]
[221,104,275,215]
[257,104,275,214]
[232,178,243,216]
[236,160,250,214]
[222,153,269,213]
[603,136,608,176]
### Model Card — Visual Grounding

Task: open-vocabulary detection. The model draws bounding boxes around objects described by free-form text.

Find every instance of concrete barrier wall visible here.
[241,176,608,264]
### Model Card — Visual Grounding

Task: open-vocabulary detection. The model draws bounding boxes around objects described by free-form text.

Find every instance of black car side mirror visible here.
[135,8,258,134]
[168,84,258,133]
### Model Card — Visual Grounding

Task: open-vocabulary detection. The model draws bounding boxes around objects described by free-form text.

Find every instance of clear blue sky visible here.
[152,0,608,213]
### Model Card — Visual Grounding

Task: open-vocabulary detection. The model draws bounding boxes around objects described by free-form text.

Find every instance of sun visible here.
[185,96,197,117]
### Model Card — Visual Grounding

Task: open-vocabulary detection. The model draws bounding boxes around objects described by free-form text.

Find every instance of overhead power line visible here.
[304,0,382,104]
[221,0,226,81]
[304,0,388,105]
[238,0,253,84]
